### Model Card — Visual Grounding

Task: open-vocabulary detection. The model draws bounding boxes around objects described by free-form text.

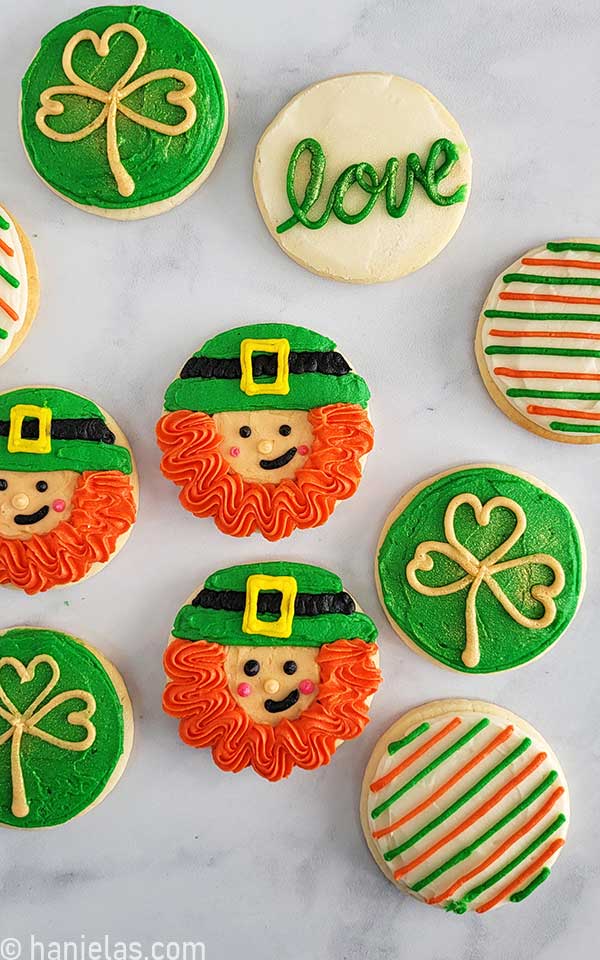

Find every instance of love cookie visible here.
[477,240,600,443]
[361,699,569,914]
[253,73,471,283]
[0,386,137,593]
[376,464,585,673]
[0,626,133,828]
[0,205,39,366]
[21,5,227,219]
[163,562,381,780]
[156,322,373,540]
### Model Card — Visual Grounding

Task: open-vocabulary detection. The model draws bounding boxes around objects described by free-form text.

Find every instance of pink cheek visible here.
[52,499,66,513]
[229,447,240,458]
[237,682,252,697]
[298,445,309,456]
[299,679,315,695]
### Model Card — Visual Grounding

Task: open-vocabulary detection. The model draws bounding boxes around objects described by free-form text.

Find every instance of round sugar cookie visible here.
[0,204,39,366]
[0,385,138,594]
[20,5,228,220]
[163,561,381,781]
[376,464,585,674]
[477,240,600,443]
[253,73,471,283]
[361,699,569,914]
[156,322,374,540]
[0,626,133,828]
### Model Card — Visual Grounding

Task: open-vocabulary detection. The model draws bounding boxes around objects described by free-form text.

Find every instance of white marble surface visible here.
[1,1,599,957]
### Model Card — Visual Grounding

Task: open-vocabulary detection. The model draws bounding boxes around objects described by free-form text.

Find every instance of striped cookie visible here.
[361,699,569,914]
[0,205,39,366]
[477,240,600,443]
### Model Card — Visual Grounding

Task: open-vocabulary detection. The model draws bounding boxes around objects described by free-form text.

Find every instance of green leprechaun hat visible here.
[163,323,371,415]
[172,562,378,647]
[0,387,132,474]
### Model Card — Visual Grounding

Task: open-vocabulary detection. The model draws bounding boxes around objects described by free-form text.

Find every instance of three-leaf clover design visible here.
[0,655,96,818]
[406,494,565,668]
[35,23,197,198]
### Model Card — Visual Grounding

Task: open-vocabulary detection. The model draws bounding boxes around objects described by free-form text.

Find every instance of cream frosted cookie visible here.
[163,561,381,781]
[0,205,39,365]
[477,240,600,443]
[20,5,228,220]
[376,464,585,674]
[253,73,471,283]
[0,626,133,828]
[0,386,138,593]
[361,699,569,914]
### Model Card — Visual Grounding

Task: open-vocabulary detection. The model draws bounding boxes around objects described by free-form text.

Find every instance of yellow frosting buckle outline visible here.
[8,405,52,454]
[242,574,298,639]
[239,338,290,396]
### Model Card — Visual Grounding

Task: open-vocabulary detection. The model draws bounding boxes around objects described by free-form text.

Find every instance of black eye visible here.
[0,479,6,491]
[36,481,48,493]
[279,424,292,437]
[283,660,297,675]
[239,426,252,439]
[243,659,260,677]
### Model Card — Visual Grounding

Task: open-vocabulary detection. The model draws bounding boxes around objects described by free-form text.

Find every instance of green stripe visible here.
[503,272,600,286]
[550,421,600,434]
[410,772,559,891]
[382,736,530,860]
[371,719,490,821]
[507,388,600,400]
[547,241,600,253]
[0,265,19,289]
[388,722,430,755]
[485,345,600,358]
[445,812,565,912]
[0,330,7,341]
[509,867,551,902]
[484,309,600,321]
[0,215,9,231]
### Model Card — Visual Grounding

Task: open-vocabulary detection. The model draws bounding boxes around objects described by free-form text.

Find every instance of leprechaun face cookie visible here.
[0,387,137,593]
[360,699,569,914]
[0,205,39,366]
[0,626,133,828]
[376,464,585,674]
[20,5,227,220]
[163,563,381,780]
[156,323,374,540]
[253,73,471,283]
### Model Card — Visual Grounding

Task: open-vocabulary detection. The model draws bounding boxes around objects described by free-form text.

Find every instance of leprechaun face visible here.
[0,470,78,540]
[225,644,320,725]
[213,410,313,482]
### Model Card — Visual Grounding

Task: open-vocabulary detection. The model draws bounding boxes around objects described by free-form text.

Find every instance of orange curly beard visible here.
[156,404,374,540]
[163,638,381,781]
[0,471,136,594]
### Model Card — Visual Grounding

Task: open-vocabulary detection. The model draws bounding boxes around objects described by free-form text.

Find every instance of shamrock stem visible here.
[10,724,29,818]
[106,94,135,198]
[462,573,483,669]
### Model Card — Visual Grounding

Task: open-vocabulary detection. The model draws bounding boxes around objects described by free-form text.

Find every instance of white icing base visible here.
[0,205,28,358]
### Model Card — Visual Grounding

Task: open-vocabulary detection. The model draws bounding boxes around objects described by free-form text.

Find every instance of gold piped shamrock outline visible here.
[406,494,565,669]
[35,23,197,198]
[0,655,96,818]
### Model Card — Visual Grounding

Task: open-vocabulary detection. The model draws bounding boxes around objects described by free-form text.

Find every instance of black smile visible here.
[259,447,297,470]
[264,689,300,713]
[14,505,50,526]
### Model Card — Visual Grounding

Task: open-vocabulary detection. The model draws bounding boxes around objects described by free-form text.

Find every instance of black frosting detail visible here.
[0,418,116,445]
[192,588,356,617]
[259,447,297,470]
[14,505,50,525]
[180,350,351,381]
[264,689,300,714]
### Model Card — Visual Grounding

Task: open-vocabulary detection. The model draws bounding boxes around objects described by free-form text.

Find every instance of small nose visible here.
[263,678,279,695]
[12,493,29,511]
[258,439,274,455]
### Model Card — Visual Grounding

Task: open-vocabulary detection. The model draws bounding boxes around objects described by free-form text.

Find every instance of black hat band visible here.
[0,417,116,444]
[180,350,351,382]
[193,587,356,617]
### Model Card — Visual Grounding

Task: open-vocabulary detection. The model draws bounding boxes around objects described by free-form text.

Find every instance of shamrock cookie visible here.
[0,205,39,366]
[361,699,569,914]
[21,5,227,219]
[376,464,585,673]
[253,73,471,283]
[0,626,133,828]
[163,562,381,780]
[477,240,600,443]
[0,386,138,594]
[156,322,373,540]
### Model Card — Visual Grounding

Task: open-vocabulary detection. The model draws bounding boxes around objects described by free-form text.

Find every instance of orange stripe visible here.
[500,292,600,305]
[489,328,600,340]
[370,717,461,793]
[372,725,513,841]
[0,238,14,257]
[494,367,600,381]
[522,257,600,270]
[475,838,565,914]
[0,297,18,322]
[527,404,600,421]
[427,786,565,905]
[393,752,547,880]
